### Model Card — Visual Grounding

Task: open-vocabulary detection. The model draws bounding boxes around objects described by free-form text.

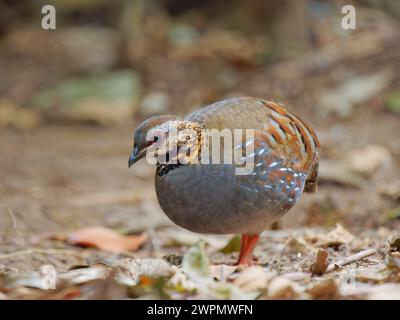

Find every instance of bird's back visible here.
[186,97,319,184]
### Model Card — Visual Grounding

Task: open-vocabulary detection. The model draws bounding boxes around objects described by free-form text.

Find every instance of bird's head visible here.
[129,115,204,167]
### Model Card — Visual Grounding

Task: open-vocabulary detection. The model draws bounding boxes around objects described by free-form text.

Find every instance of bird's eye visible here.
[153,136,159,142]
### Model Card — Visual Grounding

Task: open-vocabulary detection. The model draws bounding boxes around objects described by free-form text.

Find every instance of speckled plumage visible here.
[130,97,320,265]
[155,97,319,234]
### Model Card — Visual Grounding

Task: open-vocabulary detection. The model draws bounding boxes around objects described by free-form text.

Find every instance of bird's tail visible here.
[304,162,319,193]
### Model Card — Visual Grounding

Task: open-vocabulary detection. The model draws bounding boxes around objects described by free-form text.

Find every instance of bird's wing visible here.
[186,97,319,191]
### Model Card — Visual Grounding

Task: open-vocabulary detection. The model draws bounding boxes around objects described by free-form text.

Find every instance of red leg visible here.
[237,235,248,264]
[236,234,260,266]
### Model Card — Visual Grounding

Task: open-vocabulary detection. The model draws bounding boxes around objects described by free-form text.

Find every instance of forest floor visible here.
[0,110,399,299]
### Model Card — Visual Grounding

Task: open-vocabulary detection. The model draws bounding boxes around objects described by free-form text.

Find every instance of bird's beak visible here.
[128,145,147,167]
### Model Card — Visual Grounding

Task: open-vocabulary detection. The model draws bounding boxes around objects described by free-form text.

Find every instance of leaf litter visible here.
[1,224,399,300]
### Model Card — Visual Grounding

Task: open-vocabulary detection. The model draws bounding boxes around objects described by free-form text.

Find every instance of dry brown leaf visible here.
[356,264,390,283]
[66,226,148,253]
[311,224,355,248]
[209,265,238,282]
[310,249,329,275]
[390,237,400,252]
[345,145,391,177]
[318,69,394,118]
[234,267,275,293]
[308,278,340,299]
[267,276,299,299]
[379,181,400,201]
[114,258,175,286]
[59,264,111,285]
[319,160,366,188]
[287,237,316,254]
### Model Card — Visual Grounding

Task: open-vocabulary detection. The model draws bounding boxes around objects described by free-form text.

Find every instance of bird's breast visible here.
[155,148,307,234]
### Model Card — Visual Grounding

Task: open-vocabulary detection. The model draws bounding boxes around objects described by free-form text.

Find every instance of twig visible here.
[327,249,377,272]
[1,205,18,230]
[5,206,17,230]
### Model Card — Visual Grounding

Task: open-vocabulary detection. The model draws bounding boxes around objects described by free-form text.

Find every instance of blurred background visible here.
[0,0,399,272]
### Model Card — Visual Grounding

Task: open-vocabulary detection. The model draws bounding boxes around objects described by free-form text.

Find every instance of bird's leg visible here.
[237,234,248,264]
[236,234,260,266]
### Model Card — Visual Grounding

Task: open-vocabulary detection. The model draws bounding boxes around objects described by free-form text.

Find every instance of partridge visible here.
[129,97,319,265]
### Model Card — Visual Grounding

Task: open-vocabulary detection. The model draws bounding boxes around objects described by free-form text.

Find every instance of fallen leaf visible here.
[234,267,275,292]
[181,242,256,299]
[209,265,238,281]
[345,145,391,177]
[390,237,400,252]
[311,224,355,248]
[59,264,111,285]
[4,272,47,290]
[386,253,400,283]
[356,264,390,283]
[267,276,300,299]
[287,237,316,254]
[114,258,176,286]
[308,279,339,299]
[219,235,241,254]
[32,70,141,125]
[66,226,148,253]
[319,161,366,188]
[79,276,127,300]
[318,69,394,117]
[167,268,198,294]
[182,241,210,283]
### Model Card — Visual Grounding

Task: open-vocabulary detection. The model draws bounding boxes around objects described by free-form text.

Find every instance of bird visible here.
[129,97,319,266]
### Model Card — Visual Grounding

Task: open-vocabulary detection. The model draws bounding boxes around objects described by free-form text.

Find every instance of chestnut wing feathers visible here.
[186,97,319,192]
